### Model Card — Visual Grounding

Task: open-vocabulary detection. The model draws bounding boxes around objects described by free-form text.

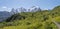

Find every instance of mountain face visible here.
[11,6,41,14]
[28,6,41,12]
[16,7,27,13]
[0,11,12,22]
[11,7,27,14]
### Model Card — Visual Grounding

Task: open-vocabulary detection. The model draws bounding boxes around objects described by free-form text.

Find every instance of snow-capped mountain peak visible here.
[11,6,41,14]
[28,6,41,12]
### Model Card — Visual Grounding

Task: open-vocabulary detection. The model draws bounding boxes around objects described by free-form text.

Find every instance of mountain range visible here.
[0,6,41,22]
[11,6,41,13]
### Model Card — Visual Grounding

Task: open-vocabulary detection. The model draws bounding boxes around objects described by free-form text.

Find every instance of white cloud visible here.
[2,6,7,9]
[1,6,11,12]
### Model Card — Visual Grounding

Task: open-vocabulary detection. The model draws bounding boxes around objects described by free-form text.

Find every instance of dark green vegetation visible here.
[0,6,60,29]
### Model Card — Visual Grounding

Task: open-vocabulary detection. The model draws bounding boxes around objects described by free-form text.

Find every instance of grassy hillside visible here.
[0,6,60,29]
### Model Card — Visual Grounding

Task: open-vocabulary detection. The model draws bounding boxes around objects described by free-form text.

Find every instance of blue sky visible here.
[0,0,60,12]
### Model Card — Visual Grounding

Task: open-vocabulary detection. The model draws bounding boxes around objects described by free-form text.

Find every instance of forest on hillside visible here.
[0,6,60,29]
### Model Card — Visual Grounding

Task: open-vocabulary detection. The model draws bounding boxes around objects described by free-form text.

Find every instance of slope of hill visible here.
[0,5,60,29]
[0,11,12,22]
